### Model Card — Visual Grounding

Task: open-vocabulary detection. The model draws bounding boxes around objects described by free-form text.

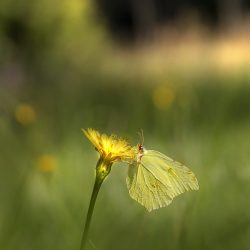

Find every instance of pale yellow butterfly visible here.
[126,139,199,212]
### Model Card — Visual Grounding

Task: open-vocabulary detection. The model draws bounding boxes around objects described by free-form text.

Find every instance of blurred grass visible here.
[1,78,250,250]
[1,0,250,250]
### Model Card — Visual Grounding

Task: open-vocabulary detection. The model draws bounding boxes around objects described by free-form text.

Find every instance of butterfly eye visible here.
[138,144,143,152]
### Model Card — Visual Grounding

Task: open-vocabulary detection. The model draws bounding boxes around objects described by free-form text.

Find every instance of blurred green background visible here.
[1,0,250,250]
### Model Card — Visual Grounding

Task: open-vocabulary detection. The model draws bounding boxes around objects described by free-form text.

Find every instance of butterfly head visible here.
[138,143,144,154]
[136,143,144,163]
[136,129,145,162]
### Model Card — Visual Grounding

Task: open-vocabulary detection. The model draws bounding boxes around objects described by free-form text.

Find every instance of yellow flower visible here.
[81,128,136,249]
[83,128,135,162]
[37,154,57,173]
[15,103,36,126]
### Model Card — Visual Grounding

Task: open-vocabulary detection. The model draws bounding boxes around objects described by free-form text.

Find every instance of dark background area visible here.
[96,0,250,38]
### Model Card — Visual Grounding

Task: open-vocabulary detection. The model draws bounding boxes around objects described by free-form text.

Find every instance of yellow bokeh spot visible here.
[37,154,57,173]
[152,85,176,110]
[15,103,36,126]
[63,0,88,20]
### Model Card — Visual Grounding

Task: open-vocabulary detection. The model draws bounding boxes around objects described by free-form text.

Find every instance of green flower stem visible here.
[80,158,112,250]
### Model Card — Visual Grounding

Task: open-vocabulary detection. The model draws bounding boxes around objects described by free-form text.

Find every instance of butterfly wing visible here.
[126,150,199,211]
[142,150,199,196]
[127,161,173,212]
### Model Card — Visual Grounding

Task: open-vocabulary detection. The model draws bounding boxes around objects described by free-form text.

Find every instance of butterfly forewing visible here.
[142,150,199,194]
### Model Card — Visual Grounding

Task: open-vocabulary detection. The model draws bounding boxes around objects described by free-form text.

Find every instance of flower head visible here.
[83,128,135,162]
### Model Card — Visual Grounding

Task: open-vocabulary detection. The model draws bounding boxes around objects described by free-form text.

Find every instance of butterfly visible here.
[126,136,199,212]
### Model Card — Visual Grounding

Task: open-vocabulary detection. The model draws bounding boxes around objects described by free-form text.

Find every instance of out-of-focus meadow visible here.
[1,0,250,250]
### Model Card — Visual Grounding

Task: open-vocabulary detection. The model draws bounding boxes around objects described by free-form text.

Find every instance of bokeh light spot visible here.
[15,103,36,126]
[37,154,57,173]
[152,85,176,110]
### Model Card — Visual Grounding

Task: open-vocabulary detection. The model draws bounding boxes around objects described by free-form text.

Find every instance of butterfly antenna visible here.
[137,129,144,145]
